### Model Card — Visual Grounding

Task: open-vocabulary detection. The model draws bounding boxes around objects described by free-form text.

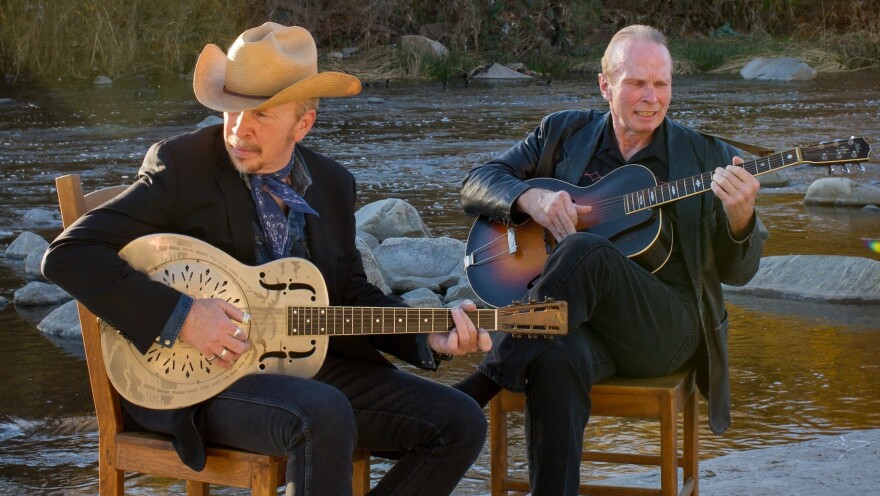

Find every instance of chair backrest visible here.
[55,174,129,439]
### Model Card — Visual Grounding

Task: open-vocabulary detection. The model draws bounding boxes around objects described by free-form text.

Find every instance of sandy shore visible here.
[603,429,880,495]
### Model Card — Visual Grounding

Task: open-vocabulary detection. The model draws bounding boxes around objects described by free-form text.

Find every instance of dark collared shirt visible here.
[581,120,690,294]
[581,118,669,186]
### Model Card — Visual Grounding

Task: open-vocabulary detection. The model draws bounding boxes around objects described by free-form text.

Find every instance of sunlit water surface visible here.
[1,72,878,494]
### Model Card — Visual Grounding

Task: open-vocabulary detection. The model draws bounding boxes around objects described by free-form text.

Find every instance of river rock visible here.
[471,63,534,79]
[23,248,47,281]
[94,75,113,85]
[4,231,48,260]
[757,170,790,188]
[444,278,482,305]
[723,255,880,303]
[196,115,223,128]
[355,198,432,241]
[13,281,72,306]
[400,287,444,308]
[740,57,817,81]
[37,300,81,338]
[863,205,880,213]
[803,177,880,206]
[398,35,448,58]
[23,208,62,228]
[357,230,380,250]
[356,235,391,295]
[374,237,465,292]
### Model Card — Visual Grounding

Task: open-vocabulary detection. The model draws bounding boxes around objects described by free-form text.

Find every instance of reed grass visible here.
[0,0,245,80]
[2,0,880,81]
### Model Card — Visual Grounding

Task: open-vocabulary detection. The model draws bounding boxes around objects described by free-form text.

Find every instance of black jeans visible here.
[479,233,700,495]
[200,355,486,496]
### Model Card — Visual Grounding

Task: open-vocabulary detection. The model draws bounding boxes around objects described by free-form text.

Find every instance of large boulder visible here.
[374,237,465,292]
[5,231,48,260]
[23,208,61,228]
[13,281,72,306]
[803,177,880,206]
[355,235,391,295]
[740,57,817,81]
[757,170,790,188]
[37,300,81,338]
[400,287,444,308]
[356,199,432,241]
[24,248,48,281]
[398,35,448,59]
[444,277,482,305]
[723,255,880,303]
[471,63,534,79]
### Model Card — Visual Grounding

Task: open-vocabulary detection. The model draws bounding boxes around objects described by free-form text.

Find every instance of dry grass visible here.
[2,0,880,81]
[0,0,244,80]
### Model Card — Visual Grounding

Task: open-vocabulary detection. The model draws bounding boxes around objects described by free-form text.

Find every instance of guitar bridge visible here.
[507,226,518,254]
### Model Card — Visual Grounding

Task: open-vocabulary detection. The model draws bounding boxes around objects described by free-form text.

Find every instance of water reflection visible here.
[0,73,878,494]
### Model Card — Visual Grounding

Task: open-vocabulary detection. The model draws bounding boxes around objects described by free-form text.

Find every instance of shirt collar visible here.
[241,145,313,196]
[599,117,669,167]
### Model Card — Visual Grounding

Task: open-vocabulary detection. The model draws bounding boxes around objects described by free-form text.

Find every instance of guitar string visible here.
[470,142,863,259]
[287,307,549,334]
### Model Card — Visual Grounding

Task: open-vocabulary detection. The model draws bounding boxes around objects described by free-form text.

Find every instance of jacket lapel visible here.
[212,135,258,263]
[665,118,704,290]
[557,111,609,183]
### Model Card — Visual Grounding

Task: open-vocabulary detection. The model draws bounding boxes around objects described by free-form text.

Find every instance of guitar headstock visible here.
[496,300,568,337]
[800,137,871,171]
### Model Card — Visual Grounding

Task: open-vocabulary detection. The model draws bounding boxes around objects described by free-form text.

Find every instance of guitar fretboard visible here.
[287,306,498,336]
[623,138,869,214]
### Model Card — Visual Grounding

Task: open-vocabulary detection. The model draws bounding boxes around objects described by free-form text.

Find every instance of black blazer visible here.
[43,124,434,468]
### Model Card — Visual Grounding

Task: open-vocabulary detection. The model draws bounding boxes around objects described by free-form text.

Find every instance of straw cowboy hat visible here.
[193,22,361,112]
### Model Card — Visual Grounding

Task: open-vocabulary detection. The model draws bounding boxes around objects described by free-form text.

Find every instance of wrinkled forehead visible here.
[606,39,672,82]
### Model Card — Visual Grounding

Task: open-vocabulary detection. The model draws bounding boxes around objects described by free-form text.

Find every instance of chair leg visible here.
[683,385,699,495]
[99,442,124,496]
[659,396,677,496]
[185,480,209,495]
[489,396,509,496]
[352,450,371,496]
[250,458,282,496]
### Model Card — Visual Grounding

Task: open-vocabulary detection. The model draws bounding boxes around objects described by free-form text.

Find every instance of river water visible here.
[0,72,878,495]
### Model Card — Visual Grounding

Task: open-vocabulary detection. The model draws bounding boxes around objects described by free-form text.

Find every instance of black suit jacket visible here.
[43,124,435,468]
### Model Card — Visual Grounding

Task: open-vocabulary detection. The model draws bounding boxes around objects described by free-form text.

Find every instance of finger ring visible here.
[218,348,229,360]
[206,354,217,363]
[232,327,244,339]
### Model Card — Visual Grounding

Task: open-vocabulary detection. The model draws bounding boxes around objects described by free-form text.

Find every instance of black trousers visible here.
[479,233,700,495]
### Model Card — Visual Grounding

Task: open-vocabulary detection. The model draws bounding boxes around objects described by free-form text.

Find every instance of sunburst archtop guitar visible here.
[100,233,568,410]
[464,137,871,308]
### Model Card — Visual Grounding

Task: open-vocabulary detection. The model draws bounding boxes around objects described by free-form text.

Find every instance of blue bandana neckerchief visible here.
[249,155,318,260]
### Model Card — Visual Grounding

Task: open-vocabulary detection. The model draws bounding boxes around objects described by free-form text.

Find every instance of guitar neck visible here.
[288,306,498,336]
[624,146,805,214]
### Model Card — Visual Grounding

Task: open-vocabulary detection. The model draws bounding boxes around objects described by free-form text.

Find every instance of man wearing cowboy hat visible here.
[43,23,490,495]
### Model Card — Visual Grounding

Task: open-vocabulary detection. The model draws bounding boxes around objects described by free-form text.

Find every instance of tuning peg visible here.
[542,296,555,302]
[827,165,835,175]
[842,165,851,173]
[857,164,866,172]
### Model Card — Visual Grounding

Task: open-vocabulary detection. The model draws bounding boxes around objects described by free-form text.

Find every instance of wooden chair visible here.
[54,174,372,495]
[489,366,698,496]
